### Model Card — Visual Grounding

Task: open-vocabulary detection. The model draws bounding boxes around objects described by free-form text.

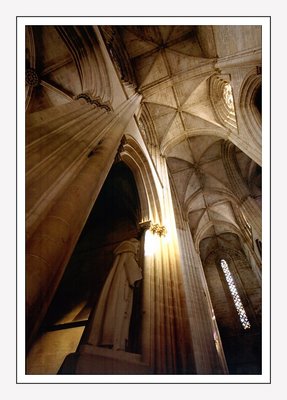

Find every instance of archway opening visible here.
[27,161,142,373]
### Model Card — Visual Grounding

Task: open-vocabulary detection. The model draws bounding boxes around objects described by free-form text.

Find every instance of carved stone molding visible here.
[100,26,137,87]
[56,26,112,104]
[139,220,152,232]
[75,93,112,112]
[239,71,262,142]
[150,223,167,237]
[210,75,237,131]
[25,68,39,87]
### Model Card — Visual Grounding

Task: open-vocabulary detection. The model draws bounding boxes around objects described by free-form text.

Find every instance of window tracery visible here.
[220,259,251,329]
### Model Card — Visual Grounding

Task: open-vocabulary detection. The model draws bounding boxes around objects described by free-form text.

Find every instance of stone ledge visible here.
[58,346,152,375]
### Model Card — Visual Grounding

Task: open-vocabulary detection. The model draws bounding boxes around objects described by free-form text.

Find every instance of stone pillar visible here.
[140,226,193,374]
[26,93,142,346]
[138,155,196,373]
[26,100,108,238]
[177,222,228,374]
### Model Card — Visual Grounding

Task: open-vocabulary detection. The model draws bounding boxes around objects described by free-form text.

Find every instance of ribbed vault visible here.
[117,26,233,154]
[167,136,256,251]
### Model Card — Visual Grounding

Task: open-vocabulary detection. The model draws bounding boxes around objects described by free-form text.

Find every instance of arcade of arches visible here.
[25,25,262,375]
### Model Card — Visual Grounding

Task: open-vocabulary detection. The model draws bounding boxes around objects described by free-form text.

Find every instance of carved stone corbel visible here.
[74,93,113,112]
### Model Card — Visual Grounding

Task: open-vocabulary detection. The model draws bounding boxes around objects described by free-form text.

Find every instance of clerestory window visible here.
[220,259,251,330]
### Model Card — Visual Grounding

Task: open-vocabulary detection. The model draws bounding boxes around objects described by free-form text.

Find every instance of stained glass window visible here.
[220,259,251,329]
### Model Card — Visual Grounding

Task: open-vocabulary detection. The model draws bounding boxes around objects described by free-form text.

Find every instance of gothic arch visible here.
[56,26,112,106]
[121,135,162,224]
[239,71,262,147]
[195,221,243,253]
[209,75,237,132]
[185,187,239,216]
[204,246,246,267]
[139,103,159,148]
[162,128,229,156]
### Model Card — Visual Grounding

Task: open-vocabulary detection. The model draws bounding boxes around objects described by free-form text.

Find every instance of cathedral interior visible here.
[25,24,262,376]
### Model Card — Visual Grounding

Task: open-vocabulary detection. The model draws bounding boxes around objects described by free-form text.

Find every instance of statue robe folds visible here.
[87,238,142,351]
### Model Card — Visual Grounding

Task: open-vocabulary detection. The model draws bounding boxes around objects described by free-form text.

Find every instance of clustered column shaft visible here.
[26,94,142,346]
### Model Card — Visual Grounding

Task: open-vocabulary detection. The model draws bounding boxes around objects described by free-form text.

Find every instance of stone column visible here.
[26,93,142,346]
[140,226,193,373]
[177,222,228,374]
[26,100,108,238]
[139,156,197,373]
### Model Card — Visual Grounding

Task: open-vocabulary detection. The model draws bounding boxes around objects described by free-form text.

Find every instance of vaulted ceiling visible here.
[167,137,249,248]
[115,26,260,256]
[26,26,81,112]
[26,25,261,259]
[118,26,230,153]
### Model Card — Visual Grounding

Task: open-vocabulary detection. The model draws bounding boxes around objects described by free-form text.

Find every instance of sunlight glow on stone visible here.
[223,83,235,111]
[144,229,159,256]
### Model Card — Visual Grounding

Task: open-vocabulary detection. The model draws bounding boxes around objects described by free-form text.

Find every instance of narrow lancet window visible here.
[220,259,251,329]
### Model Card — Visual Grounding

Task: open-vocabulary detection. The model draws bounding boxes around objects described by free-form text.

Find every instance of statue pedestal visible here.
[58,344,152,374]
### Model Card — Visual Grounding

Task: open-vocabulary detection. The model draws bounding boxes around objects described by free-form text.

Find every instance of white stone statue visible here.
[87,238,142,351]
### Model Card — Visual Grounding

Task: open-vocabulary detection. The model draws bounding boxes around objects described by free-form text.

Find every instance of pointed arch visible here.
[239,71,262,147]
[120,135,162,224]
